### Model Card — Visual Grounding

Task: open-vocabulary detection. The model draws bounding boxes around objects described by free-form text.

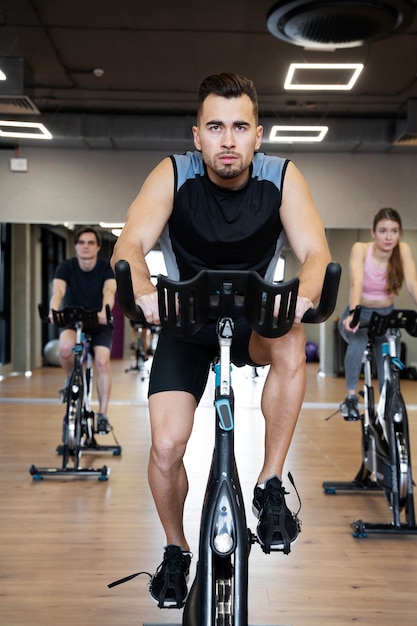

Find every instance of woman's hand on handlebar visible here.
[135,290,160,325]
[342,306,361,333]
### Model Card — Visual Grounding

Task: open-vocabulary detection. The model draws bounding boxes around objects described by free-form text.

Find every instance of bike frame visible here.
[323,309,417,536]
[183,317,250,625]
[30,305,119,480]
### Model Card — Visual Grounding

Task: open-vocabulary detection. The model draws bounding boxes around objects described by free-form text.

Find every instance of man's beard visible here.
[215,165,242,179]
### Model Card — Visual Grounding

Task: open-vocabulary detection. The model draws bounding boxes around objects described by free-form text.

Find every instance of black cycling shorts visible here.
[148,318,258,404]
[60,324,113,350]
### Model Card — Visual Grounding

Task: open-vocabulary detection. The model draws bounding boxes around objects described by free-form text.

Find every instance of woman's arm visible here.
[400,241,417,305]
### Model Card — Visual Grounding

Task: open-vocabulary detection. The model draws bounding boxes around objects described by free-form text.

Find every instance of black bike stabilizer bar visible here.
[115,261,341,339]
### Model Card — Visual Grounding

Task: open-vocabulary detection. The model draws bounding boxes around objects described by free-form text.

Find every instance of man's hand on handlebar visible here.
[295,296,315,324]
[272,294,313,324]
[135,290,160,325]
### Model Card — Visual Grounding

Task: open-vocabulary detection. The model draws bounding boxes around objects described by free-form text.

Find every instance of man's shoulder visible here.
[172,151,203,170]
[252,153,289,180]
[54,256,76,281]
[171,151,204,187]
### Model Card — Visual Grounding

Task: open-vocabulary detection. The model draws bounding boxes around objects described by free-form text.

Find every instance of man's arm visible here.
[279,162,332,322]
[111,157,175,323]
[49,277,67,319]
[99,277,117,324]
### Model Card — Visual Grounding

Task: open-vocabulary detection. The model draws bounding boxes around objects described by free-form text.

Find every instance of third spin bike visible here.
[323,306,417,537]
[115,259,341,626]
[30,305,121,480]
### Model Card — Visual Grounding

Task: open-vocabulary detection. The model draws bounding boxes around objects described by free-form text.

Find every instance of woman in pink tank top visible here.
[339,208,417,420]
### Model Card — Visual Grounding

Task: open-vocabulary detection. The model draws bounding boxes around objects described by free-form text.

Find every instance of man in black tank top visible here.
[112,72,332,608]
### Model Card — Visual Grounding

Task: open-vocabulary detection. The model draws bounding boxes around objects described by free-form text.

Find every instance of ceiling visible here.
[1,0,417,153]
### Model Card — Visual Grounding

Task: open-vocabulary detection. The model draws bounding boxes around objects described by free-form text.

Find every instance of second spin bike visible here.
[30,305,121,480]
[323,306,417,537]
[115,260,341,626]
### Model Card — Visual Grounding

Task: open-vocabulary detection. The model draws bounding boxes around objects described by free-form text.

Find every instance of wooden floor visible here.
[2,359,417,625]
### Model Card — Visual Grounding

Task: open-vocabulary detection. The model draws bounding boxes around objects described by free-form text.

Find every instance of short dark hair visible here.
[74,226,101,247]
[197,72,259,122]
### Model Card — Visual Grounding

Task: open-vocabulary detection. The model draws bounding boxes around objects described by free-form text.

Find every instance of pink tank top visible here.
[362,244,391,301]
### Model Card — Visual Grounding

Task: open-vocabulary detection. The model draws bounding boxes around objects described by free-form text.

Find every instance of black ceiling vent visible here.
[266,1,415,49]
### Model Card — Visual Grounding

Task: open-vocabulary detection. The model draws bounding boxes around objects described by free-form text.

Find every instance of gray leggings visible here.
[338,304,394,391]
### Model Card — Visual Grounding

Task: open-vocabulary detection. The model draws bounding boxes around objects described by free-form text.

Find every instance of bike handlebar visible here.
[115,260,341,339]
[38,304,113,329]
[349,305,417,338]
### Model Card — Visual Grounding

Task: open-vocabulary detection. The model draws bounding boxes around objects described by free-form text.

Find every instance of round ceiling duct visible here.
[266,1,415,49]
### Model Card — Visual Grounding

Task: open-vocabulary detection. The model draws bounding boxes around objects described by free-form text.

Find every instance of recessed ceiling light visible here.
[0,69,6,80]
[0,120,53,139]
[99,222,125,228]
[285,63,364,90]
[269,125,328,143]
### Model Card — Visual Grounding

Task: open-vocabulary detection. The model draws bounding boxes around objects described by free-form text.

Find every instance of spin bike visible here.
[30,305,121,480]
[125,319,159,380]
[115,260,341,626]
[323,307,417,537]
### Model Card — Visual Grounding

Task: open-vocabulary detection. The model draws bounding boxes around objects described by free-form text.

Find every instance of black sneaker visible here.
[339,395,360,421]
[149,544,192,609]
[96,413,113,434]
[252,475,300,555]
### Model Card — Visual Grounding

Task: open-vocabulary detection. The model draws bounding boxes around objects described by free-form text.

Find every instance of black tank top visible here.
[159,151,289,282]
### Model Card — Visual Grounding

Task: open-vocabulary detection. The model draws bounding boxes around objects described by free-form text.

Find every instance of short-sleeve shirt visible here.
[54,257,115,311]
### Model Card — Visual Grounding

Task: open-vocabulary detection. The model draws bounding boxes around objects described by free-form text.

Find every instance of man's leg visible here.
[250,323,306,482]
[58,328,76,378]
[147,390,196,608]
[249,324,306,553]
[93,345,112,415]
[148,390,196,552]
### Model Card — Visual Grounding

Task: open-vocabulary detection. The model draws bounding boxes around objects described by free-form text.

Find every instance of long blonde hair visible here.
[373,208,403,294]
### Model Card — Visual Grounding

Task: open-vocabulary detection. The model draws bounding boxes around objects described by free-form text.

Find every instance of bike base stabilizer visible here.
[29,463,110,481]
[352,518,417,538]
[56,439,122,456]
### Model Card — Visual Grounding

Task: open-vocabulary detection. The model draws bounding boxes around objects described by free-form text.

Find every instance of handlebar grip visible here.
[38,303,49,323]
[115,260,147,324]
[349,305,361,328]
[302,262,342,324]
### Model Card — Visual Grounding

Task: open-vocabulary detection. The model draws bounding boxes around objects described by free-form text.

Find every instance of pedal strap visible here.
[155,565,183,608]
[108,570,151,588]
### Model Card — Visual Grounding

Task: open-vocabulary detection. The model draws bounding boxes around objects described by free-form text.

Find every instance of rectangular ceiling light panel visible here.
[285,63,364,90]
[0,120,52,139]
[269,125,328,143]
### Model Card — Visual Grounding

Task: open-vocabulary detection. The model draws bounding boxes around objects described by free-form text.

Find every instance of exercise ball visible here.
[43,339,61,366]
[305,341,319,362]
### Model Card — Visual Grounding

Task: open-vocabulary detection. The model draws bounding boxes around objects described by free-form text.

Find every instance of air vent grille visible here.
[393,132,417,146]
[301,14,381,45]
[266,1,415,49]
[0,95,40,115]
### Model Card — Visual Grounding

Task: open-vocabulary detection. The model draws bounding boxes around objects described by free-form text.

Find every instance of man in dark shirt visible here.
[50,226,116,434]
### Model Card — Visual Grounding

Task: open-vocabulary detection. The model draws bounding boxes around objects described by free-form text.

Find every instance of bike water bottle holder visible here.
[157,270,299,338]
